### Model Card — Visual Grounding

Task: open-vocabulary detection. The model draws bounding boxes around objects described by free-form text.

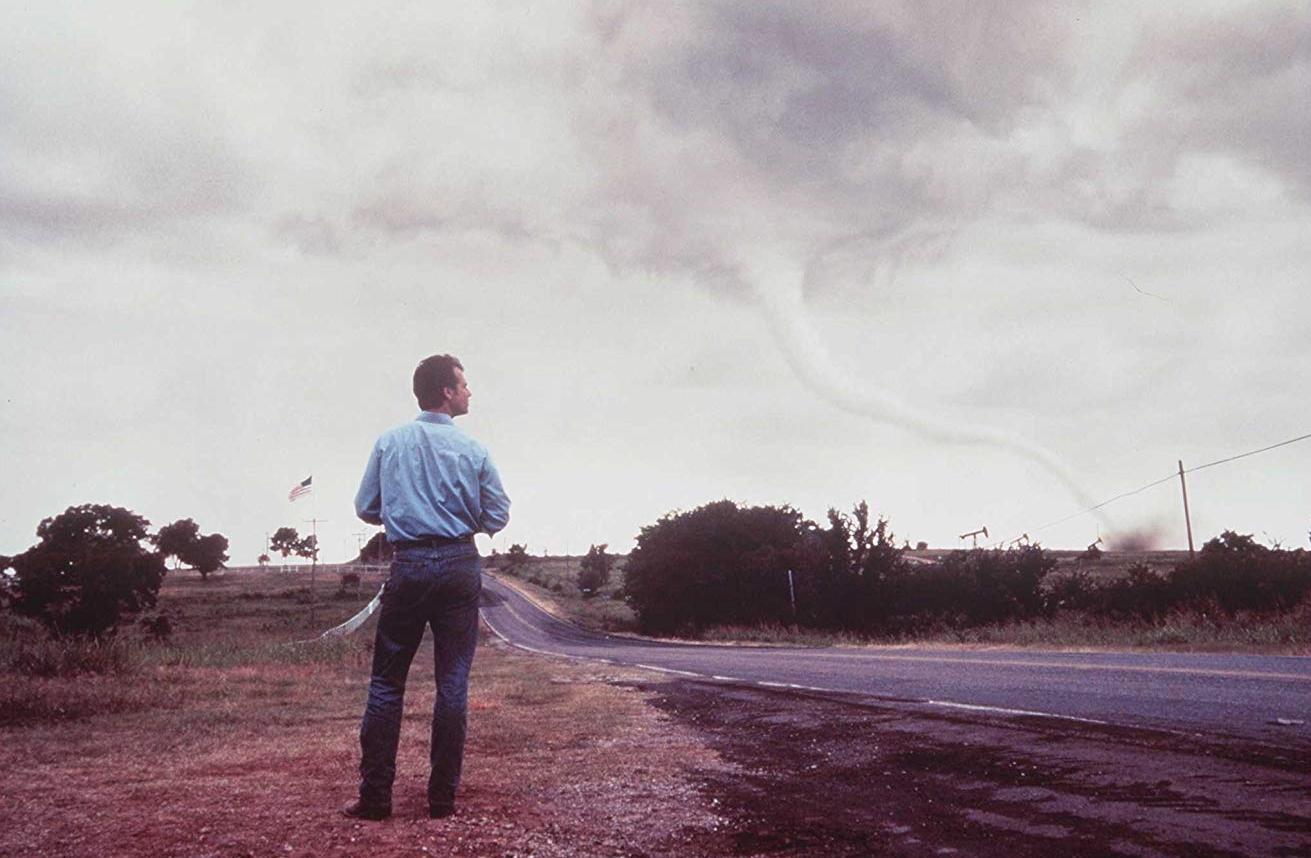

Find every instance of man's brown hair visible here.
[413,354,464,410]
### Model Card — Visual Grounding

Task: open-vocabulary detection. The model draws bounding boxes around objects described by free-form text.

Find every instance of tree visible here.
[270,527,302,560]
[257,554,271,568]
[577,544,613,595]
[503,543,530,573]
[623,500,806,635]
[7,504,166,638]
[154,518,227,581]
[270,527,317,561]
[179,532,229,581]
[153,519,200,569]
[804,502,908,629]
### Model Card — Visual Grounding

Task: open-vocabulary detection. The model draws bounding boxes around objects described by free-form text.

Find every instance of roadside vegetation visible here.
[0,564,719,857]
[492,501,1311,655]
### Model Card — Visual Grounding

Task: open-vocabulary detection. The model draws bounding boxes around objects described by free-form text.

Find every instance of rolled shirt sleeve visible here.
[477,455,511,535]
[354,441,384,526]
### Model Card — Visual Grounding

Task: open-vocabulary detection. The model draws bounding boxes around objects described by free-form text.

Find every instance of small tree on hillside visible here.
[577,544,613,595]
[7,504,166,638]
[270,527,315,562]
[155,519,228,581]
[179,532,229,581]
[270,527,301,560]
[153,519,200,570]
[503,543,530,573]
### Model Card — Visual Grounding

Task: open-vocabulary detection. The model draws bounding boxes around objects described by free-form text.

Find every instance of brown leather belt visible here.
[390,534,474,549]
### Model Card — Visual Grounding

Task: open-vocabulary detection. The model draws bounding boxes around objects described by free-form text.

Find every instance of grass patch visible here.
[0,564,721,857]
[0,566,380,727]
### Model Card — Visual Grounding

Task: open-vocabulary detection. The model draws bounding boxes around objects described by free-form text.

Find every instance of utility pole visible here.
[1177,460,1196,558]
[304,517,327,626]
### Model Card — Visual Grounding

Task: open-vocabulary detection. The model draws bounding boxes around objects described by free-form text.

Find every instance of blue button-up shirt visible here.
[354,412,511,542]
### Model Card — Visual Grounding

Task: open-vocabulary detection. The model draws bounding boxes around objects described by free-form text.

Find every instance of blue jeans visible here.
[358,543,481,812]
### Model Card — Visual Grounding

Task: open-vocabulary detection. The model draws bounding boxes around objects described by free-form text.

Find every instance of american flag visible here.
[288,476,313,502]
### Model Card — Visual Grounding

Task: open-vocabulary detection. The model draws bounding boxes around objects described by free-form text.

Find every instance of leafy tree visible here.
[503,543,530,573]
[577,544,613,595]
[179,532,229,581]
[270,527,302,559]
[7,504,166,638]
[258,553,271,567]
[154,519,227,581]
[623,500,805,634]
[799,502,908,629]
[270,528,316,561]
[153,519,200,569]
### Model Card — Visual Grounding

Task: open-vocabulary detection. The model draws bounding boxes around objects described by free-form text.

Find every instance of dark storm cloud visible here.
[580,1,1308,278]
[575,2,1082,294]
[1135,6,1311,196]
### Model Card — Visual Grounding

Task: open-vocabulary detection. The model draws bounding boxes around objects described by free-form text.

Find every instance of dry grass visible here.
[489,554,638,633]
[0,567,727,857]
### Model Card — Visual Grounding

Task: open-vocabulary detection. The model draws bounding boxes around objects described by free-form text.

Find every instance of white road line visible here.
[635,664,701,677]
[924,698,1110,725]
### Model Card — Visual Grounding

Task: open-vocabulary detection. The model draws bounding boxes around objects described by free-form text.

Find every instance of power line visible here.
[1032,430,1311,535]
[1185,431,1311,475]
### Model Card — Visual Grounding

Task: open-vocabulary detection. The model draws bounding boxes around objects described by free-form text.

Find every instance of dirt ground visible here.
[648,679,1311,858]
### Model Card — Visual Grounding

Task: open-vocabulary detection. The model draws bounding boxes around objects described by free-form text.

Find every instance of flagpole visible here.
[309,484,318,627]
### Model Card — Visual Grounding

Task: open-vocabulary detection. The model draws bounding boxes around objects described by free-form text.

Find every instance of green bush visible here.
[1171,531,1311,614]
[1100,563,1175,620]
[874,546,1056,628]
[623,500,805,634]
[577,544,613,595]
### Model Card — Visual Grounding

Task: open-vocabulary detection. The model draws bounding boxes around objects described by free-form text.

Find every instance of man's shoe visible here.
[428,805,455,820]
[341,800,391,821]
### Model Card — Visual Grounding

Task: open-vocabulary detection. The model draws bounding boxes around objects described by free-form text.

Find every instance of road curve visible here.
[480,574,1311,749]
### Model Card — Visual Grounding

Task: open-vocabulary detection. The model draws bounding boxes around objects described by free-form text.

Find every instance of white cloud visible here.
[2,0,1309,564]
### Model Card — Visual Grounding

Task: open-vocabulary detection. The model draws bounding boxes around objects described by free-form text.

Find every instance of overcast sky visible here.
[3,1,1308,565]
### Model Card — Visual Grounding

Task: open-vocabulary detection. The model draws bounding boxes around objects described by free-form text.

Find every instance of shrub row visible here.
[621,501,1311,636]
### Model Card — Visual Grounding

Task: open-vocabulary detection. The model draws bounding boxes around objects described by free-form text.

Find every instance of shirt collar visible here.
[416,412,454,426]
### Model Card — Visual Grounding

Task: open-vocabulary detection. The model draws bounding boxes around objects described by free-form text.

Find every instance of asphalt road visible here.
[479,574,1311,750]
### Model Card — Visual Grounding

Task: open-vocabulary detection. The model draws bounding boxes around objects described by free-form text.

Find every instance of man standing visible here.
[344,354,511,821]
